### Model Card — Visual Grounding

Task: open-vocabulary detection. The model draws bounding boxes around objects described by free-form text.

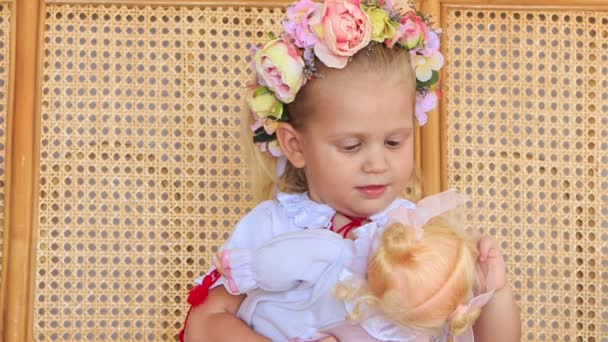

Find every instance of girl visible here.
[181,0,521,341]
[213,189,495,341]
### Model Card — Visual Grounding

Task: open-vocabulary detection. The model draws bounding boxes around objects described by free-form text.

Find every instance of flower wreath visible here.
[247,0,443,157]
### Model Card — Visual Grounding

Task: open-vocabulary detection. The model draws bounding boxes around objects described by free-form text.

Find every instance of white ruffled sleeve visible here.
[217,249,257,293]
[195,200,284,293]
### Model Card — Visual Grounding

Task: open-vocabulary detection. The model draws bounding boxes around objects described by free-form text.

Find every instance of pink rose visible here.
[255,38,307,103]
[311,0,372,68]
[399,12,427,49]
[283,0,322,48]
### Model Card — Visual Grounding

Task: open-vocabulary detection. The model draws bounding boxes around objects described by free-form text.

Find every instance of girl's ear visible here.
[276,122,306,168]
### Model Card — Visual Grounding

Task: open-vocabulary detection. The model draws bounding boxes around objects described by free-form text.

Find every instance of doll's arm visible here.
[472,236,521,342]
[216,229,349,293]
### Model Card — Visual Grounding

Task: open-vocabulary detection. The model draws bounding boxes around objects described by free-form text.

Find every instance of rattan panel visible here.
[444,9,606,341]
[0,3,8,308]
[36,4,284,341]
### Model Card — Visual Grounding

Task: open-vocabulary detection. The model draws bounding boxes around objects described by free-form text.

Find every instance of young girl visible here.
[213,189,496,341]
[181,0,521,341]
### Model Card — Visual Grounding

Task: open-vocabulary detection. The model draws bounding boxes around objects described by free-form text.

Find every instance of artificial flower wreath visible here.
[247,0,443,157]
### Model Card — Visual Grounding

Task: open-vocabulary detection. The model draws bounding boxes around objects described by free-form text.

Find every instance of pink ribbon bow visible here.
[387,188,470,239]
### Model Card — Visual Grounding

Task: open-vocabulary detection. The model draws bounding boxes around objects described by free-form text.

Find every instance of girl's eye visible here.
[341,143,361,152]
[385,140,401,148]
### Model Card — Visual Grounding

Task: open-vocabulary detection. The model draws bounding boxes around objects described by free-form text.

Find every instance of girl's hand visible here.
[473,236,522,342]
[476,235,508,292]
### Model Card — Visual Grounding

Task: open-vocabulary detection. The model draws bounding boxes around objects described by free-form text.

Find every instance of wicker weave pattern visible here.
[37,4,284,340]
[444,9,606,341]
[0,3,8,309]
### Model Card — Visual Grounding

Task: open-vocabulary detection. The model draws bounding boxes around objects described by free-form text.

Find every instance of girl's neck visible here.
[332,212,368,240]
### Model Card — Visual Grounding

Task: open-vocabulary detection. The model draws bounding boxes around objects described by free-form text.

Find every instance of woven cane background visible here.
[444,8,607,341]
[36,4,285,341]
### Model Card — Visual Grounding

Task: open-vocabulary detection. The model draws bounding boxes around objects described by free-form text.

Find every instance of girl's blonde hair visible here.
[242,44,418,203]
[334,215,480,337]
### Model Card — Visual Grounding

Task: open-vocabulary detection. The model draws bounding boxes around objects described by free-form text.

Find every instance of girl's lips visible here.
[357,185,387,198]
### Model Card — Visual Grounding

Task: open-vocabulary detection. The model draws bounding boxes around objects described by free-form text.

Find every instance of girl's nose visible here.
[362,149,389,174]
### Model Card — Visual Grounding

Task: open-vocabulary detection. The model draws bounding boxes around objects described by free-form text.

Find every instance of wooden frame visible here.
[4,0,39,341]
[0,0,14,338]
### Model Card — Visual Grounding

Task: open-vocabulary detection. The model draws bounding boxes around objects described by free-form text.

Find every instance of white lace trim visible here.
[276,192,416,230]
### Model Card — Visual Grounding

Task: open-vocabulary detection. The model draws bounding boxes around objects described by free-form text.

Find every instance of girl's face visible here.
[294,66,415,217]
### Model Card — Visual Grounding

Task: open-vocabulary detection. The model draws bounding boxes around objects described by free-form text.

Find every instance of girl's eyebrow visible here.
[385,127,414,137]
[389,126,413,134]
[327,126,413,140]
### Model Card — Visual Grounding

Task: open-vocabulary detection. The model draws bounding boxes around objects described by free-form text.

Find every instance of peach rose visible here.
[311,0,372,68]
[254,38,307,103]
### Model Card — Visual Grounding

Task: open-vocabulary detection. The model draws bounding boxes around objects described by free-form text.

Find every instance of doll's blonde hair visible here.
[242,44,418,204]
[334,215,480,337]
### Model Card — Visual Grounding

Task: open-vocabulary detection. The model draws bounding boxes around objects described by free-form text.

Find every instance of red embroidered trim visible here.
[329,215,366,238]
